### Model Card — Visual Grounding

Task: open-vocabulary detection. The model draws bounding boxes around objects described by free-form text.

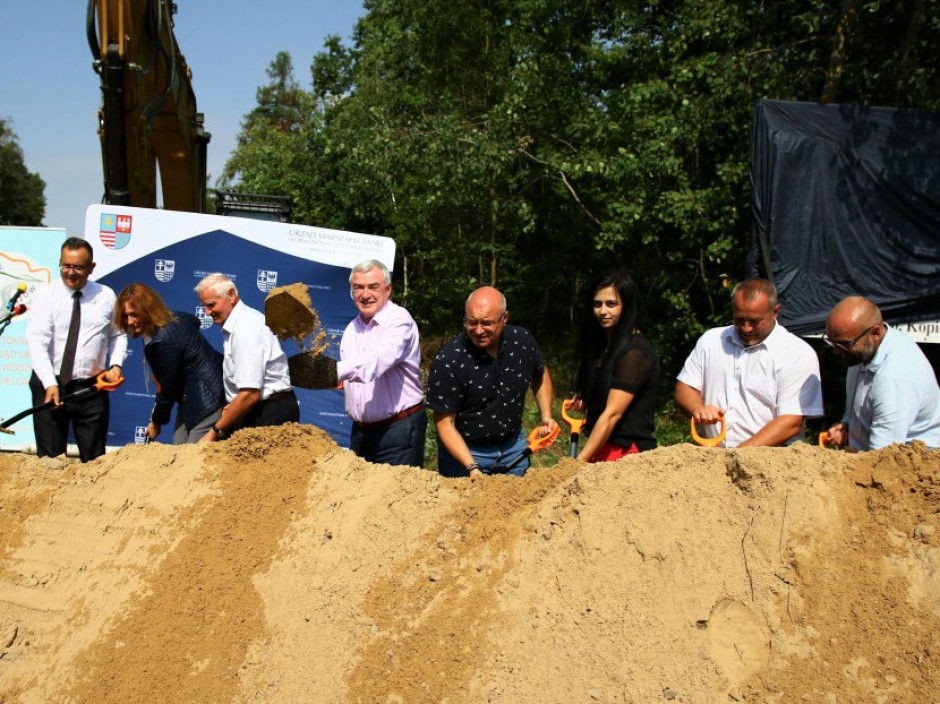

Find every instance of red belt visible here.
[355,402,424,431]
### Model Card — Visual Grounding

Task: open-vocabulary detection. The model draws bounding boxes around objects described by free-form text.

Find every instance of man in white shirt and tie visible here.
[26,238,127,462]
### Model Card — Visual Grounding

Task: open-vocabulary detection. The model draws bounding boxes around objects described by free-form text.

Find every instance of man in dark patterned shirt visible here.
[427,286,558,477]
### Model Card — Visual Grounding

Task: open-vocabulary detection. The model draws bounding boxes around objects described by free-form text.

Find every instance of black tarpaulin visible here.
[750,99,940,335]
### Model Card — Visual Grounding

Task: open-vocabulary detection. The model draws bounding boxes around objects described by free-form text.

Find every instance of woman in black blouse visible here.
[571,270,659,461]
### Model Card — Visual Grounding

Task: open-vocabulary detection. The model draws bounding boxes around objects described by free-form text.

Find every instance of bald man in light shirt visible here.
[824,296,940,450]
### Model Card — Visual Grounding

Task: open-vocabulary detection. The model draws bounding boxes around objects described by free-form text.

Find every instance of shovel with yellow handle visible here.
[561,399,587,458]
[690,415,727,447]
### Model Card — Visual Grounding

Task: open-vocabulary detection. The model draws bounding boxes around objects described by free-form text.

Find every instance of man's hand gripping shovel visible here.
[484,424,560,474]
[690,414,727,447]
[561,399,586,458]
[0,372,125,435]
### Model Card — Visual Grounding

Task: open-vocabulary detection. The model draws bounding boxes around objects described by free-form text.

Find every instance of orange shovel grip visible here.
[527,423,560,452]
[690,416,726,447]
[561,399,586,435]
[92,370,125,392]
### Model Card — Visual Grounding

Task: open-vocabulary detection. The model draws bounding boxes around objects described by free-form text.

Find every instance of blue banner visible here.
[85,205,396,450]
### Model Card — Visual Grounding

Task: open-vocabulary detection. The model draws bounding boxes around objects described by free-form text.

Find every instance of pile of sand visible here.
[1,429,939,703]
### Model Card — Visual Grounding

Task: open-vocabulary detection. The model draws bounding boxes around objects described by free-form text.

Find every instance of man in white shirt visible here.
[824,296,940,450]
[26,237,127,461]
[194,273,298,442]
[675,278,824,447]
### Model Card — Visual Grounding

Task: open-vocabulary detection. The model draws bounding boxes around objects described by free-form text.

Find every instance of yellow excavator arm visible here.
[87,0,210,212]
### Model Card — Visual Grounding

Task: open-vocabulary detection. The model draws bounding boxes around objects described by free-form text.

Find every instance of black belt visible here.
[57,376,96,391]
[262,389,295,404]
[355,402,424,431]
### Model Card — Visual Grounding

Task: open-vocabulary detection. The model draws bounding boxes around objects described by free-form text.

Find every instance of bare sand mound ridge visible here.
[1,427,939,703]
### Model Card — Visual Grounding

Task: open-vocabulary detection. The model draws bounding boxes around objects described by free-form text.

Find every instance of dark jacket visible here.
[146,312,224,430]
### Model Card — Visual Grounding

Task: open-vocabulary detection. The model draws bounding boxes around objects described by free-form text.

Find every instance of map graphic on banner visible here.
[0,227,62,452]
[84,205,396,450]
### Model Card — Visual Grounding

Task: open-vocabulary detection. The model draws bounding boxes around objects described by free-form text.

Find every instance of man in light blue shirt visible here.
[824,296,940,451]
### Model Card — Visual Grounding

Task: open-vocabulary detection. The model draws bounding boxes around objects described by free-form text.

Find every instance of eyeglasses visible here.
[60,264,90,273]
[351,283,385,294]
[464,314,505,330]
[822,325,877,352]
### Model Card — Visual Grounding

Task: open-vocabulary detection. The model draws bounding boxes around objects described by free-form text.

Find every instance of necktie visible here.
[59,290,82,386]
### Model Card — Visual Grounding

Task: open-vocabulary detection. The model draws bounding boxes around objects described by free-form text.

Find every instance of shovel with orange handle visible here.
[485,423,561,474]
[0,371,125,435]
[561,399,587,458]
[690,415,727,447]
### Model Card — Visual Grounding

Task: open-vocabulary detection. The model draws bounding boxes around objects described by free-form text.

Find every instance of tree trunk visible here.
[821,0,862,104]
[895,0,927,101]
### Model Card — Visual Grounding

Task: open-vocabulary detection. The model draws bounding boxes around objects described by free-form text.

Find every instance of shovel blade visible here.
[288,352,339,390]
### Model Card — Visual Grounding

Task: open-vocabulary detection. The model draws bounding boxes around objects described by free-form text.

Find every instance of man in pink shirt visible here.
[336,259,426,467]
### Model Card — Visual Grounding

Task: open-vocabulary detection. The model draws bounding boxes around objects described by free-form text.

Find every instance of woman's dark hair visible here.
[575,269,639,400]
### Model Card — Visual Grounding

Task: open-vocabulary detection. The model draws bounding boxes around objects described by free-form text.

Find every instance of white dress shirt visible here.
[220,300,292,402]
[26,278,128,388]
[677,322,824,447]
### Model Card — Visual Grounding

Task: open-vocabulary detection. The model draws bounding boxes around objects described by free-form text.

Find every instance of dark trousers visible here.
[350,409,427,468]
[29,372,109,463]
[240,389,300,429]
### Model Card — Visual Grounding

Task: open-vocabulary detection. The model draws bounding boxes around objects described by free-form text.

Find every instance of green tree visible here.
[225,0,940,389]
[218,52,321,217]
[0,117,46,226]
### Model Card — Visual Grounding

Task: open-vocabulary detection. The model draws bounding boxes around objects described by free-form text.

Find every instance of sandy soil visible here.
[1,427,939,703]
[264,283,337,390]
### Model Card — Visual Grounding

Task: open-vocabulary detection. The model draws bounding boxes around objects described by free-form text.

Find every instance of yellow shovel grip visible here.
[690,416,726,447]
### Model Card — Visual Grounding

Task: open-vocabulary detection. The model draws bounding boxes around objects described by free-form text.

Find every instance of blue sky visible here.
[0,1,365,237]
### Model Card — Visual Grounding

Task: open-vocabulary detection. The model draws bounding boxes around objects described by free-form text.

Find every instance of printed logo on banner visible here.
[134,426,149,445]
[195,306,213,329]
[154,259,175,282]
[99,213,133,250]
[257,270,278,293]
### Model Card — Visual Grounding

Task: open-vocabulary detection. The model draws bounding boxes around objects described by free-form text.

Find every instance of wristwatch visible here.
[212,424,227,440]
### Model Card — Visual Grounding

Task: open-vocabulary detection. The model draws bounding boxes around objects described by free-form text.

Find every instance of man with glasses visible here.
[25,237,126,461]
[823,296,940,450]
[337,259,426,467]
[675,278,823,447]
[427,286,558,477]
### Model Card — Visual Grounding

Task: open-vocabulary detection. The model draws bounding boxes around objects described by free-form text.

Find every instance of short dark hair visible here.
[61,237,94,261]
[731,277,778,308]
